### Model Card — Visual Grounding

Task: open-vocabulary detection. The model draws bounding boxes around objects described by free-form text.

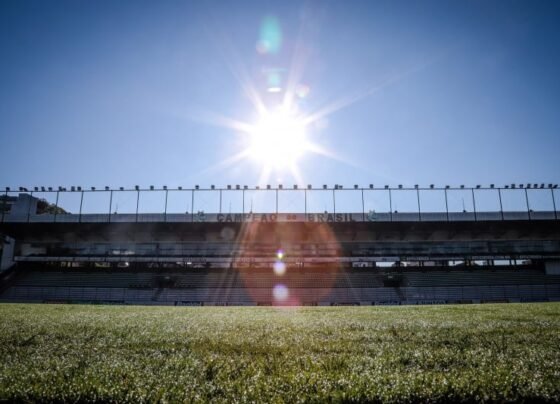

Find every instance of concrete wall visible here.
[1,236,15,271]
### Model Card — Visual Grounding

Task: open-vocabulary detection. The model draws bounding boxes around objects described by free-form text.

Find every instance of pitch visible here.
[1,303,559,402]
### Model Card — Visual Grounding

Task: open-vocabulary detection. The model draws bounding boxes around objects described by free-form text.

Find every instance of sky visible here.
[1,0,560,199]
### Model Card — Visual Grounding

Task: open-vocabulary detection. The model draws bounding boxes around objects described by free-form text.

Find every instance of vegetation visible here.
[36,198,67,215]
[1,303,559,402]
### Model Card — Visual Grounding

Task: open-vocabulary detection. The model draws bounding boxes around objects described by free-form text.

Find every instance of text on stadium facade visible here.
[207,212,370,223]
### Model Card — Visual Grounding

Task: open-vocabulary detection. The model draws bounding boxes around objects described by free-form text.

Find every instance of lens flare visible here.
[277,249,284,260]
[237,223,341,305]
[273,261,286,275]
[256,40,269,54]
[273,284,289,301]
[296,84,310,98]
[248,109,308,169]
[257,16,282,55]
[267,71,282,87]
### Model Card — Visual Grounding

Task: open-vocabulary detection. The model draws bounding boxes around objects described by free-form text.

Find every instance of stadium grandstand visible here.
[1,184,559,306]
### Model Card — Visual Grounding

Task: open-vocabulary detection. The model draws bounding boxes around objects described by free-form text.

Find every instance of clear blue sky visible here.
[1,0,559,192]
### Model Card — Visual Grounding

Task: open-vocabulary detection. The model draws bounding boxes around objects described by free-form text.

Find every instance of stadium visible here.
[2,184,560,401]
[2,184,559,306]
[2,1,560,401]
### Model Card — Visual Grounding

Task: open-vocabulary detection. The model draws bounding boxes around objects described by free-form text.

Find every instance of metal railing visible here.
[1,184,558,223]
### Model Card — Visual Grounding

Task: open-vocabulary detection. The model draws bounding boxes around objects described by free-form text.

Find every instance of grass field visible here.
[1,303,559,403]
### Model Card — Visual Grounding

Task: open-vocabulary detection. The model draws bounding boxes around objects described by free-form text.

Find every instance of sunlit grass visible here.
[1,303,559,402]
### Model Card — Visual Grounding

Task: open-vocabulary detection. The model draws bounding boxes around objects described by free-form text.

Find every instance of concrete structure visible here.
[1,188,559,305]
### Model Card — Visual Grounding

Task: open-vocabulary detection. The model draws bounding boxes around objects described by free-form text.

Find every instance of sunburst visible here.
[181,11,433,186]
[246,107,309,168]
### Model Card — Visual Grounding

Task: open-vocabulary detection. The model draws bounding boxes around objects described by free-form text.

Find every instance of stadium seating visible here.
[1,265,559,305]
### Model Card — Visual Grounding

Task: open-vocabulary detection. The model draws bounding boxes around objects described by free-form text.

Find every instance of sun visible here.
[247,108,309,169]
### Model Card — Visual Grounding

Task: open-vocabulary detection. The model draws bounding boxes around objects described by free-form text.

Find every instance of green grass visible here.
[1,303,559,403]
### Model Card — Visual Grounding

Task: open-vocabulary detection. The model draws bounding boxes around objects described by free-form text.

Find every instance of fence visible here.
[1,185,558,223]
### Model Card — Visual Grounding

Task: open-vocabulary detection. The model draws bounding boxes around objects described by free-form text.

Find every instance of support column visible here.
[524,188,531,220]
[191,190,195,222]
[79,191,84,223]
[416,188,421,221]
[472,188,477,221]
[498,188,504,220]
[444,188,449,222]
[164,189,168,222]
[389,189,393,222]
[135,190,140,223]
[552,188,557,220]
[361,188,365,221]
[108,190,113,223]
